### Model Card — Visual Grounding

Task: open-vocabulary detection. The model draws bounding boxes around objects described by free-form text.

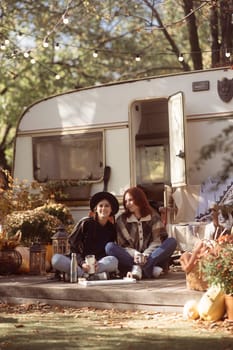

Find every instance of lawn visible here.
[0,303,233,350]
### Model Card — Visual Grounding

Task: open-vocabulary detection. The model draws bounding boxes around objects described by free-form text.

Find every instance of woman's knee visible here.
[105,241,116,255]
[98,255,118,272]
[168,237,177,250]
[51,253,69,272]
[51,253,61,269]
[110,256,118,270]
[164,237,177,251]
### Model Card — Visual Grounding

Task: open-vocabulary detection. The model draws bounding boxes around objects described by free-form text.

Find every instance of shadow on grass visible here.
[0,316,19,323]
[1,322,233,350]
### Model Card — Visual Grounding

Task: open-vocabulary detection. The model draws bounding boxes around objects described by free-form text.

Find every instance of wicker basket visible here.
[186,262,208,292]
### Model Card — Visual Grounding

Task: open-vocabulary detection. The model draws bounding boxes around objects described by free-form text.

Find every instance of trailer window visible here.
[33,132,103,182]
[136,145,169,183]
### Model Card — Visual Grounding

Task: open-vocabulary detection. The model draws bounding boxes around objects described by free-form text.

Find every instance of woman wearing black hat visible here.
[51,191,119,279]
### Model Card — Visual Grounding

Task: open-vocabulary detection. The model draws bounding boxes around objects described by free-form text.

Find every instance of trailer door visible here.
[168,92,186,187]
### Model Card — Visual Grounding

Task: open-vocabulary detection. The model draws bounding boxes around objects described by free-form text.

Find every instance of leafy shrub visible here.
[0,171,74,245]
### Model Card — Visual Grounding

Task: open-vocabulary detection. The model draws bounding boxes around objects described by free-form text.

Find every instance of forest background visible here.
[0,0,233,172]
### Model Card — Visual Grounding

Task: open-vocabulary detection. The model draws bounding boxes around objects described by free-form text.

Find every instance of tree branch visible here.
[142,0,191,71]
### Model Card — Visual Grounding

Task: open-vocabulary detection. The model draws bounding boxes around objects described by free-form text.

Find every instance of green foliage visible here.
[4,208,62,245]
[0,171,74,245]
[0,173,44,219]
[201,235,233,295]
[41,202,74,226]
[194,125,233,180]
[41,180,89,202]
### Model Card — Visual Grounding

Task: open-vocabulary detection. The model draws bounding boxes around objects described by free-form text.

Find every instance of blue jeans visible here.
[105,237,177,278]
[51,253,118,277]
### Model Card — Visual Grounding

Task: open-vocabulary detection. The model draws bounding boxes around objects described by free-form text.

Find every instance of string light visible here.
[62,15,69,25]
[23,51,30,58]
[178,53,184,62]
[17,31,23,40]
[93,50,98,58]
[43,39,49,48]
[0,0,231,84]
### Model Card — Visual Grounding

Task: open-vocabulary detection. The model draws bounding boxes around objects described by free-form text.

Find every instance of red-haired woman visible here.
[105,187,177,279]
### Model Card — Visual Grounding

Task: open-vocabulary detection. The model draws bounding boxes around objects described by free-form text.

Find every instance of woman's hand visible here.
[134,253,148,266]
[82,262,90,273]
[82,260,98,273]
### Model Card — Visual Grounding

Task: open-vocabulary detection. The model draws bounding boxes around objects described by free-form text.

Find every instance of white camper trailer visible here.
[13,67,233,225]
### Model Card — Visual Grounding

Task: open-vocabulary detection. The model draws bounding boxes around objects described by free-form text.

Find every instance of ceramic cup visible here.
[85,254,96,274]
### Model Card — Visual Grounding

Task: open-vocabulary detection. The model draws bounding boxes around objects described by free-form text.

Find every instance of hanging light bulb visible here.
[4,39,10,46]
[43,39,49,48]
[55,43,60,50]
[30,58,36,64]
[23,51,30,58]
[17,31,23,40]
[135,54,141,62]
[62,14,69,24]
[178,53,184,62]
[225,50,231,58]
[0,43,6,50]
[93,50,98,58]
[55,74,61,80]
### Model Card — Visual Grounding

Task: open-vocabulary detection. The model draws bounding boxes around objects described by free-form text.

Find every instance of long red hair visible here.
[123,187,152,218]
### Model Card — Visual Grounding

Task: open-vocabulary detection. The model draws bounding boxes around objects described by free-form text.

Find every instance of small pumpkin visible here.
[183,300,199,320]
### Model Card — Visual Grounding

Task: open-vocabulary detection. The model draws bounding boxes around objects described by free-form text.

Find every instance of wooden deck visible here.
[0,270,203,313]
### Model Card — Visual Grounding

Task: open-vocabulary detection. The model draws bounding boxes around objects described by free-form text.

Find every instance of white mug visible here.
[85,254,95,274]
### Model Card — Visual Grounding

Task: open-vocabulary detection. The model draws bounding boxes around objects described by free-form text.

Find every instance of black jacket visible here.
[68,217,117,266]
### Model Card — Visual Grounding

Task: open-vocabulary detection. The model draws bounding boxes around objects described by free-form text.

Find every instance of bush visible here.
[201,235,233,296]
[0,171,75,245]
[4,207,62,245]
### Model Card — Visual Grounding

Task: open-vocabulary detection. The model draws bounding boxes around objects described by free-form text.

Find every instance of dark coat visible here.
[68,217,117,266]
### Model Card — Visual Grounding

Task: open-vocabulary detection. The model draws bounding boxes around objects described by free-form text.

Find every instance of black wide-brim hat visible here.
[90,191,119,215]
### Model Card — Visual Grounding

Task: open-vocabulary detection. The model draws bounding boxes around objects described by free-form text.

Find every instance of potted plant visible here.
[201,234,233,320]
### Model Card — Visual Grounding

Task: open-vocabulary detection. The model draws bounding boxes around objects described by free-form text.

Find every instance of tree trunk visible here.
[0,147,11,172]
[210,1,220,66]
[182,0,203,70]
[143,0,191,71]
[219,0,233,64]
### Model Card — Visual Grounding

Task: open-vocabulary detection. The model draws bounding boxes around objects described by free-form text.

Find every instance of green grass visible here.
[0,306,232,350]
